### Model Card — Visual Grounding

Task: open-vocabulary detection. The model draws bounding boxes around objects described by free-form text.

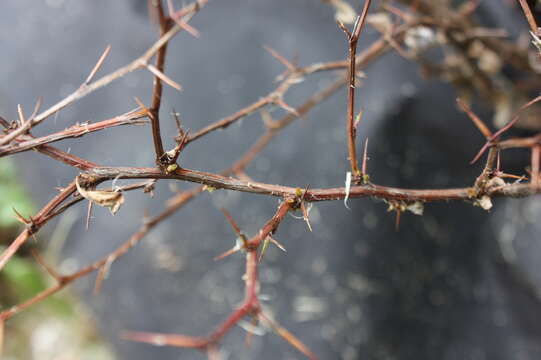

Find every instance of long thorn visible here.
[263,45,296,71]
[85,45,112,85]
[362,137,369,177]
[145,63,183,90]
[31,249,62,281]
[168,0,201,38]
[456,98,492,139]
[29,96,43,122]
[214,245,242,261]
[220,208,244,239]
[17,104,27,127]
[259,312,318,360]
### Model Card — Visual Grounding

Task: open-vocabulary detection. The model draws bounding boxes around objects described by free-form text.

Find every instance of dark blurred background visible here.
[2,1,541,359]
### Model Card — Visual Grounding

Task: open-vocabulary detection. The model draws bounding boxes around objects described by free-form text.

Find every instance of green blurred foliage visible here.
[0,158,114,360]
[0,159,34,228]
[1,252,45,299]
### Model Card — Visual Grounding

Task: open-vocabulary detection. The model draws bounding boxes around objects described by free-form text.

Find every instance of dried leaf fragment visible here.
[406,201,424,216]
[325,0,357,24]
[76,176,125,215]
[404,26,436,53]
[367,13,393,34]
[475,195,493,211]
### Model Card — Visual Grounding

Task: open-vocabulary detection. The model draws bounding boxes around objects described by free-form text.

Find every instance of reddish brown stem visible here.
[471,94,541,164]
[87,164,533,203]
[34,145,98,171]
[340,0,372,178]
[149,0,172,164]
[456,98,492,139]
[0,109,147,157]
[123,201,298,356]
[517,0,539,34]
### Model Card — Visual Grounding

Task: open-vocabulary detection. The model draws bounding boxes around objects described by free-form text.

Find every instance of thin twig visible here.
[532,145,540,188]
[517,0,539,34]
[31,249,62,281]
[185,57,348,144]
[456,98,492,139]
[148,0,177,164]
[168,0,201,38]
[339,0,372,179]
[471,94,541,164]
[258,312,318,360]
[35,145,98,170]
[0,109,147,157]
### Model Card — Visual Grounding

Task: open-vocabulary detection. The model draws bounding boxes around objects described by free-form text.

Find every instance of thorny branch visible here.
[149,0,172,166]
[0,0,207,148]
[0,109,147,157]
[0,7,408,280]
[121,200,321,359]
[338,0,372,181]
[2,0,541,358]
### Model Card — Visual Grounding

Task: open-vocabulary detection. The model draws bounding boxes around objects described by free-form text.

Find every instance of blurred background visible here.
[2,0,541,359]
